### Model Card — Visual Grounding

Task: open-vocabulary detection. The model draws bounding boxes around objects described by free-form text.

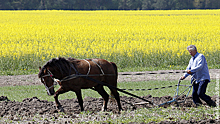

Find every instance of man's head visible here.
[187,45,197,57]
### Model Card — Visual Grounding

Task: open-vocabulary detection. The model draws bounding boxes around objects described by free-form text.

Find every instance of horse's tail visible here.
[110,62,118,81]
[109,62,118,101]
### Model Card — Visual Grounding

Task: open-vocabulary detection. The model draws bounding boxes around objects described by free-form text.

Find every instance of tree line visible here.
[0,0,220,10]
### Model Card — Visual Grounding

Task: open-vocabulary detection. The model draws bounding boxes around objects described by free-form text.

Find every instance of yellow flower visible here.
[0,10,219,65]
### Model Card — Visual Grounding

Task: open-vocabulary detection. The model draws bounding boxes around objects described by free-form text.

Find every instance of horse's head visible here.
[38,66,56,96]
[38,57,72,96]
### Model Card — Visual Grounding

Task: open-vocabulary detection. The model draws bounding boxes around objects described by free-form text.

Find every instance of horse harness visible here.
[60,59,107,82]
[41,59,115,93]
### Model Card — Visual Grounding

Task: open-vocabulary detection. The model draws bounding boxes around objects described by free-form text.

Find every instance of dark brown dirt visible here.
[0,95,219,123]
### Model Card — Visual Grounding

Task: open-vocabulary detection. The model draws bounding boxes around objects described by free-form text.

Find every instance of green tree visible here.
[1,0,220,10]
[23,0,41,10]
[142,0,154,10]
[107,0,119,9]
[193,0,205,9]
[152,0,169,10]
[175,0,193,9]
[119,0,142,10]
[0,0,13,9]
[118,0,128,10]
[204,0,220,9]
[126,0,142,10]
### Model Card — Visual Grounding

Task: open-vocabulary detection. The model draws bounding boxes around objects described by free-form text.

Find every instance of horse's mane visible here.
[38,57,75,78]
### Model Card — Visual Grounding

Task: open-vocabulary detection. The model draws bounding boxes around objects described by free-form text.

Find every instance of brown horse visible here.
[38,57,122,112]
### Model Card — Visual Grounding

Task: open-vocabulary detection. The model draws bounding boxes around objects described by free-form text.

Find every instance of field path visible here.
[0,69,219,87]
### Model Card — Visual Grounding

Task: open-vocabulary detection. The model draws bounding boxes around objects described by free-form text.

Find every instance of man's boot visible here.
[207,100,217,107]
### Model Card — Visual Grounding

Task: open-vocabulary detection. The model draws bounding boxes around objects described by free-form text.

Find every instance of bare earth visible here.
[0,69,220,86]
[0,69,220,123]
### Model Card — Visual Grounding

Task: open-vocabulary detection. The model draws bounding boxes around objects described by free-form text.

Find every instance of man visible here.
[180,45,216,107]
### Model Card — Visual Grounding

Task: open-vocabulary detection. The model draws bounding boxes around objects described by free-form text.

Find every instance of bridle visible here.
[40,61,80,95]
[40,69,59,96]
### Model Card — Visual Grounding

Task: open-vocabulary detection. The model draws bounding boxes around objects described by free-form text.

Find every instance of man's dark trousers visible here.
[192,80,212,105]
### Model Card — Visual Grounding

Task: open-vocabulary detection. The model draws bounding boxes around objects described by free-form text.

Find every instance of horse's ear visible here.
[39,66,41,71]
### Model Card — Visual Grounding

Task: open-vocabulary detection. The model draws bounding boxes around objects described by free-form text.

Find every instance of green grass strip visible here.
[0,80,217,102]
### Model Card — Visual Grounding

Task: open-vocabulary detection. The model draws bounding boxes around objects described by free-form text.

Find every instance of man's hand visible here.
[180,76,185,80]
[187,70,192,74]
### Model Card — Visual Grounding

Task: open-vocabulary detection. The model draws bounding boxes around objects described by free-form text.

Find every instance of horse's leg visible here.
[110,88,122,111]
[54,87,66,112]
[94,84,109,111]
[75,90,84,111]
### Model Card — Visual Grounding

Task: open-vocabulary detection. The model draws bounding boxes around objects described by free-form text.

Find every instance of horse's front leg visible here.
[75,90,84,111]
[54,87,66,112]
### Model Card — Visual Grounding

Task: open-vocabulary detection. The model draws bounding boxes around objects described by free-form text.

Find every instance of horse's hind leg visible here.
[75,90,84,111]
[110,88,122,111]
[94,84,109,111]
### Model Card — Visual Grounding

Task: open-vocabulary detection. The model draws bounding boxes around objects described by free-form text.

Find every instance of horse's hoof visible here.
[59,107,65,112]
[57,106,65,112]
[101,108,107,112]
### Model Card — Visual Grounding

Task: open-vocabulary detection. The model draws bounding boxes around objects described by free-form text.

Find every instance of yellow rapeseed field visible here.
[0,10,220,72]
